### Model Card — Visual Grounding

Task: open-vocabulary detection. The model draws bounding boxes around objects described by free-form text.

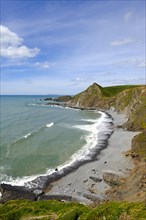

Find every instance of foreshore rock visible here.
[0,184,105,205]
[102,171,124,187]
[0,184,37,203]
[54,95,72,102]
[43,95,72,102]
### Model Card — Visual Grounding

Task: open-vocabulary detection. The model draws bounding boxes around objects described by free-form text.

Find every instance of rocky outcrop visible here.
[0,184,105,205]
[67,83,108,108]
[0,184,37,203]
[67,83,146,131]
[43,97,53,101]
[102,171,125,187]
[67,83,146,203]
[54,95,72,102]
[43,95,72,103]
[105,161,146,202]
[112,86,146,131]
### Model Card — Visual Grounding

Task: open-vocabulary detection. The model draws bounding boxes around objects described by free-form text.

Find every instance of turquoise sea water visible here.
[0,95,113,187]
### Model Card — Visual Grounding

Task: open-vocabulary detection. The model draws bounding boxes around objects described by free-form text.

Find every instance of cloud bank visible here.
[111,38,136,46]
[0,25,39,58]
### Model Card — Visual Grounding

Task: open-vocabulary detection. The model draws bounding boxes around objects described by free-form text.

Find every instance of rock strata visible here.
[90,176,102,183]
[102,171,124,186]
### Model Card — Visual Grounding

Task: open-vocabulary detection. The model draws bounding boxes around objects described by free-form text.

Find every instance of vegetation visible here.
[0,200,146,220]
[121,86,146,131]
[73,84,140,99]
[132,132,146,160]
[69,83,146,131]
[102,85,140,97]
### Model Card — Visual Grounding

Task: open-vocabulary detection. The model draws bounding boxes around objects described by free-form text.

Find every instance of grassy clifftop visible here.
[69,83,140,108]
[102,85,140,97]
[0,200,146,220]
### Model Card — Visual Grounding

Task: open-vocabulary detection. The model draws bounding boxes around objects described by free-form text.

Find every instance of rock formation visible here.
[67,83,146,202]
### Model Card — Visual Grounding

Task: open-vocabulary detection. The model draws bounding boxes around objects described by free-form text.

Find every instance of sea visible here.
[0,95,113,189]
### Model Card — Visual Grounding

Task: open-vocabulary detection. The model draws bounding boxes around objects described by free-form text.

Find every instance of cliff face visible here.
[111,86,146,131]
[67,83,146,131]
[68,83,146,202]
[67,83,105,108]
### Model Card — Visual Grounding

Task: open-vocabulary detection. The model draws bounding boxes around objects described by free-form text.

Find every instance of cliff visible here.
[68,83,146,202]
[0,83,146,218]
[67,83,146,131]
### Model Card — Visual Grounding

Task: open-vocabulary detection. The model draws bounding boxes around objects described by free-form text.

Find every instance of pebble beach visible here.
[45,110,139,204]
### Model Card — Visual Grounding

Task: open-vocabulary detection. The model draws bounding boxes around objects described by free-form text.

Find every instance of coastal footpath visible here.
[0,83,146,219]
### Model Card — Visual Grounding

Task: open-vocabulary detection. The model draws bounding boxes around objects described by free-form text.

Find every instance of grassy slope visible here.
[102,85,140,97]
[0,200,146,220]
[131,132,146,160]
[73,84,140,99]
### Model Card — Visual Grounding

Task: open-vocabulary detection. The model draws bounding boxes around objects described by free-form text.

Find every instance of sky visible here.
[0,0,146,95]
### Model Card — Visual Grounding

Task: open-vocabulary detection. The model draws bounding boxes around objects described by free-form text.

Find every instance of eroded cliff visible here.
[67,83,146,202]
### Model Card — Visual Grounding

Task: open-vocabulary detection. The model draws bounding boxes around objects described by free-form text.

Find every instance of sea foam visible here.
[24,133,31,139]
[2,109,113,190]
[46,122,54,128]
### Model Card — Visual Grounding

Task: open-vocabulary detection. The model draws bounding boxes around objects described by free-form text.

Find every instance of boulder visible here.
[90,176,102,183]
[43,97,53,101]
[0,184,36,203]
[102,171,124,186]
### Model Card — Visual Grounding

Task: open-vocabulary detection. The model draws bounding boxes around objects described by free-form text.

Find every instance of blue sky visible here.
[1,0,145,95]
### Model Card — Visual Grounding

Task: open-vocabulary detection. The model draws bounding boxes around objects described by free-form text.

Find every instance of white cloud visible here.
[124,11,134,23]
[34,61,55,69]
[67,77,94,86]
[111,38,135,46]
[114,58,146,68]
[136,61,146,68]
[101,77,145,85]
[0,25,39,58]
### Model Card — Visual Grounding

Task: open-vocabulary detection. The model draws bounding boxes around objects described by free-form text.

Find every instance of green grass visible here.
[125,92,146,131]
[73,84,140,100]
[0,200,146,220]
[102,85,140,97]
[132,132,146,160]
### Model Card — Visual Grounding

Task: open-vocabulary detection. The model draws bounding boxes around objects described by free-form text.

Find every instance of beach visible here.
[44,109,139,204]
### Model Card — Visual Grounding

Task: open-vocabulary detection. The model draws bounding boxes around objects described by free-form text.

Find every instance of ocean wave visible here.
[70,111,112,160]
[24,111,113,189]
[5,133,33,157]
[0,167,55,187]
[81,118,99,123]
[28,103,48,107]
[2,111,113,190]
[46,122,54,128]
[29,103,80,111]
[24,133,31,139]
[5,122,55,157]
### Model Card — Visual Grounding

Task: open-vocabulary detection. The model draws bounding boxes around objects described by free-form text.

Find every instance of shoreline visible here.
[25,109,113,190]
[43,109,139,204]
[0,109,140,204]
